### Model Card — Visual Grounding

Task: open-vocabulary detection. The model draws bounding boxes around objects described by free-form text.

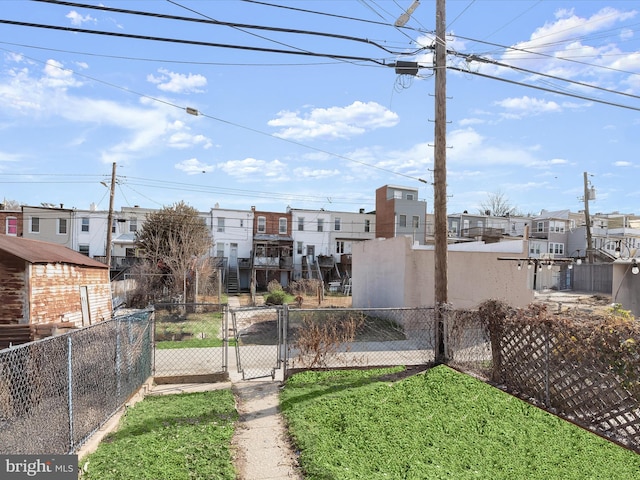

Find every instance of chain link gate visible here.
[230,306,285,380]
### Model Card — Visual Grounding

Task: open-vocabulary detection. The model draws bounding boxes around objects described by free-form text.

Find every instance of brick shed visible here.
[0,235,112,348]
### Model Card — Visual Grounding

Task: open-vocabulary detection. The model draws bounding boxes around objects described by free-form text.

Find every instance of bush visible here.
[267,280,282,293]
[265,289,287,305]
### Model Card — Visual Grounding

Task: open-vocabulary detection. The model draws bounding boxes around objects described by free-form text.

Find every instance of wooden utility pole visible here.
[583,171,593,263]
[105,162,116,271]
[434,0,448,362]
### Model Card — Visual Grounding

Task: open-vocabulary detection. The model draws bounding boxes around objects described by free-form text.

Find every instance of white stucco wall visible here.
[612,261,640,316]
[352,236,534,309]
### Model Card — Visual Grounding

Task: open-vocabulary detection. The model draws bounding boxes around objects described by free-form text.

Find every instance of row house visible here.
[447,212,530,243]
[208,205,254,293]
[0,204,22,237]
[290,208,376,283]
[375,185,427,245]
[251,207,293,290]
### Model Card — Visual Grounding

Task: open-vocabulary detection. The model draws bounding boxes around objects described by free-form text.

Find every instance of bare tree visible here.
[134,201,212,302]
[478,190,519,217]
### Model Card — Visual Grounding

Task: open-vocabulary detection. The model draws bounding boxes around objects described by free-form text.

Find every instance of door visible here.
[230,243,238,268]
[79,286,90,326]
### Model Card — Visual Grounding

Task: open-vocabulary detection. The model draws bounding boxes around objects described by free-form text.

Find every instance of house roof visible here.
[0,235,108,268]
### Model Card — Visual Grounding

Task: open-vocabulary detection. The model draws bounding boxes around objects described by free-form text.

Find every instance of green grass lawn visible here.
[80,390,237,480]
[155,311,227,349]
[280,365,640,480]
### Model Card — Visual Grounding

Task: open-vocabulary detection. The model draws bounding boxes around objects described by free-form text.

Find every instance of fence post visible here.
[281,305,288,378]
[67,335,74,453]
[544,324,550,408]
[116,316,121,400]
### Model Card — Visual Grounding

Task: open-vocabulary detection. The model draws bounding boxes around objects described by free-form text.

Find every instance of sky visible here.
[1,0,640,217]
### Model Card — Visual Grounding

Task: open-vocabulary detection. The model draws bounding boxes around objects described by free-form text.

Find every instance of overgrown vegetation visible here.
[264,280,295,305]
[280,365,640,479]
[477,299,640,396]
[293,312,365,368]
[128,201,215,306]
[80,390,237,479]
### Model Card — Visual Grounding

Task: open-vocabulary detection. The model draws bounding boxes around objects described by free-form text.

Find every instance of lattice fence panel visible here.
[479,302,640,453]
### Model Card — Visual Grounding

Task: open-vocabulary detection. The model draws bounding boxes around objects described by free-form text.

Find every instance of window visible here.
[297,242,303,255]
[529,243,541,255]
[536,221,544,233]
[406,193,414,200]
[549,243,564,255]
[216,242,224,258]
[279,218,287,234]
[317,219,324,232]
[257,216,266,233]
[393,190,402,199]
[399,215,407,228]
[412,216,419,229]
[129,218,137,232]
[79,244,90,256]
[217,217,225,233]
[336,241,345,254]
[81,217,90,232]
[240,219,244,228]
[334,218,341,231]
[58,218,67,235]
[549,220,565,233]
[364,219,370,233]
[298,217,305,231]
[30,217,40,233]
[125,248,136,257]
[6,217,17,236]
[112,219,117,233]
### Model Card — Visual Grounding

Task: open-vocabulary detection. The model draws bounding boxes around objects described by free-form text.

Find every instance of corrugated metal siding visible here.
[0,256,27,325]
[29,264,112,327]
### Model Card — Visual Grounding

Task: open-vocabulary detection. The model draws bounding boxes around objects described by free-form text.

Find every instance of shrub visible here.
[267,280,282,293]
[265,289,287,305]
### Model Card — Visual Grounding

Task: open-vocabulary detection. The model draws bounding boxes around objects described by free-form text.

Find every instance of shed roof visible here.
[0,235,108,268]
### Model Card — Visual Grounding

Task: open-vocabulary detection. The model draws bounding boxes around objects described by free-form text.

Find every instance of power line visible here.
[0,18,395,65]
[33,0,423,57]
[447,65,640,113]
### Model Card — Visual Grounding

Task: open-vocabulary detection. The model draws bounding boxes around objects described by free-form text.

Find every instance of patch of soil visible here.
[533,291,613,315]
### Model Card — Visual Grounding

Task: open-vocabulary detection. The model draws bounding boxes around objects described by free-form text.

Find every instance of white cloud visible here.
[458,118,485,126]
[66,10,96,26]
[217,158,288,180]
[147,69,207,94]
[43,59,82,89]
[495,96,561,117]
[614,161,633,167]
[293,167,340,179]
[175,158,214,175]
[268,101,399,140]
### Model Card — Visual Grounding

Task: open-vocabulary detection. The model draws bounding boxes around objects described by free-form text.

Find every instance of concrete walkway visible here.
[225,295,302,479]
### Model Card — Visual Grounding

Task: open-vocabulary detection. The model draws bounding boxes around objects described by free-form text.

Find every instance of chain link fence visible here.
[0,310,153,455]
[444,308,493,379]
[153,303,226,380]
[285,307,436,373]
[231,307,283,380]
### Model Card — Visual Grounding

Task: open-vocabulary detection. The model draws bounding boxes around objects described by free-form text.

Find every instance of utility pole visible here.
[583,171,593,263]
[105,162,116,272]
[434,0,448,363]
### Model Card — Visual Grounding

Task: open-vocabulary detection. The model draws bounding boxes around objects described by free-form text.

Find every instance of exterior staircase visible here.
[226,265,240,294]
